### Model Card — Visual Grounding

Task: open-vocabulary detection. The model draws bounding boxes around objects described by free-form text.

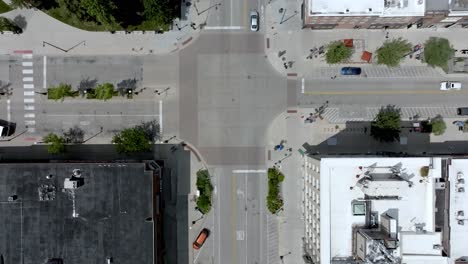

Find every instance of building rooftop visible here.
[308,0,426,17]
[0,162,154,264]
[450,0,468,11]
[320,157,445,264]
[447,159,468,260]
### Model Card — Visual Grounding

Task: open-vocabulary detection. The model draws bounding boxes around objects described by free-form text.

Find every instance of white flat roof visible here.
[320,157,441,263]
[308,0,426,17]
[448,159,468,260]
[400,231,442,255]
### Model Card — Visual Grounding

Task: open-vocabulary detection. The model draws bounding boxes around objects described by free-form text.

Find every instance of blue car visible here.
[341,67,362,75]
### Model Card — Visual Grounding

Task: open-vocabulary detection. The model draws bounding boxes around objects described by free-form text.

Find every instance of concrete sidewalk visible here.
[0,2,215,56]
[264,0,468,77]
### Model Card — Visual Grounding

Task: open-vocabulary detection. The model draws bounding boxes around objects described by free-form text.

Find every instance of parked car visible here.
[440,81,462,91]
[193,228,210,250]
[341,67,362,75]
[250,10,259,31]
[457,107,468,116]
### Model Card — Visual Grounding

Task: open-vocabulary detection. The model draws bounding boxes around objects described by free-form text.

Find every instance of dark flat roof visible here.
[0,162,153,264]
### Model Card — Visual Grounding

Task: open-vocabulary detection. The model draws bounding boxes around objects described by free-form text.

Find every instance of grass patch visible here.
[0,0,11,14]
[267,167,284,214]
[196,169,213,214]
[47,7,119,31]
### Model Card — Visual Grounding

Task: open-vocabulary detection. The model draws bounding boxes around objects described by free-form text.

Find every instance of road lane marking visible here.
[23,84,34,89]
[204,26,244,30]
[244,173,248,264]
[7,99,10,122]
[43,56,47,89]
[24,98,34,103]
[23,77,33,82]
[233,169,267,173]
[24,105,35,111]
[22,61,33,67]
[22,69,33,74]
[303,90,468,95]
[231,175,237,264]
[301,78,305,94]
[46,114,160,117]
[22,54,33,59]
[24,113,35,118]
[159,100,163,135]
[24,91,34,96]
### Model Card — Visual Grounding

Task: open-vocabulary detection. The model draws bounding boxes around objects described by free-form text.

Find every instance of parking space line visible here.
[7,99,10,122]
[24,105,35,111]
[159,100,163,135]
[233,169,267,173]
[43,56,47,89]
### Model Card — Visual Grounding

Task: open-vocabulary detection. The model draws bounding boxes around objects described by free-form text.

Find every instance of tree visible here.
[430,115,446,136]
[80,0,117,27]
[266,167,285,214]
[43,133,66,154]
[0,17,22,34]
[112,127,152,153]
[10,0,40,8]
[94,82,115,100]
[370,105,401,142]
[47,83,76,101]
[325,41,352,64]
[377,38,412,67]
[142,0,175,30]
[63,126,85,143]
[424,37,455,69]
[196,170,213,214]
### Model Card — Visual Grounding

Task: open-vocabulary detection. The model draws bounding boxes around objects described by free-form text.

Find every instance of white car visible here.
[250,10,259,31]
[440,81,462,91]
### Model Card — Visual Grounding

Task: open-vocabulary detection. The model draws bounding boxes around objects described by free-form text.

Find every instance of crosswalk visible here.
[322,106,460,123]
[306,65,444,79]
[266,214,279,264]
[15,50,36,133]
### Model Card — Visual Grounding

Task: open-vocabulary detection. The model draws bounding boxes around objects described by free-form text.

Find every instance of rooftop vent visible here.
[345,8,350,13]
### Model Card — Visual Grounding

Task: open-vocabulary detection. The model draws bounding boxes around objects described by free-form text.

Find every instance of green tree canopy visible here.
[196,170,213,214]
[43,133,66,154]
[424,37,455,69]
[266,167,284,214]
[377,38,412,67]
[430,115,446,136]
[80,0,117,27]
[94,82,116,100]
[47,83,76,101]
[325,41,353,64]
[112,127,152,154]
[371,105,402,142]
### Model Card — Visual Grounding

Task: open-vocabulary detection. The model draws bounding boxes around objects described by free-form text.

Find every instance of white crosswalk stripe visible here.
[22,61,33,67]
[22,54,33,59]
[20,51,37,133]
[23,77,33,82]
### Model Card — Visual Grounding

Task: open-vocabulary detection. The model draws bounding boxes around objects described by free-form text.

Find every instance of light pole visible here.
[154,87,171,96]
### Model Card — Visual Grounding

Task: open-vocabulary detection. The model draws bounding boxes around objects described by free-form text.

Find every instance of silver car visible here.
[250,10,259,31]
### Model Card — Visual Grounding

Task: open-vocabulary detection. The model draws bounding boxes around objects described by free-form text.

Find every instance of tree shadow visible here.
[136,120,161,142]
[13,15,27,30]
[63,126,85,144]
[77,78,98,95]
[117,78,138,96]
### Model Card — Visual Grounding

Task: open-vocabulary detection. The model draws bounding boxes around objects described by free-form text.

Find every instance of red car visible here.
[193,228,210,250]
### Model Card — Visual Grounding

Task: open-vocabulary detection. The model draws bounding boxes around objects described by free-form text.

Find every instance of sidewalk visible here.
[264,0,468,77]
[0,2,214,56]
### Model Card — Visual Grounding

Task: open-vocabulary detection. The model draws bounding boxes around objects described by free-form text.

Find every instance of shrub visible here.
[370,105,401,142]
[47,83,76,101]
[196,170,213,214]
[112,127,152,154]
[43,133,66,154]
[420,166,429,177]
[266,167,285,214]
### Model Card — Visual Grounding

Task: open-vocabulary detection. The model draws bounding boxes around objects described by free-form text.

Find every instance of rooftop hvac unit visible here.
[64,177,84,189]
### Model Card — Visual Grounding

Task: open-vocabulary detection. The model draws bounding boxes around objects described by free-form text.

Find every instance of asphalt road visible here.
[206,0,264,30]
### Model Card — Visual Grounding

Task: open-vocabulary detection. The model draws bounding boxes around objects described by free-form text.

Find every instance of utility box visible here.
[64,177,84,189]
